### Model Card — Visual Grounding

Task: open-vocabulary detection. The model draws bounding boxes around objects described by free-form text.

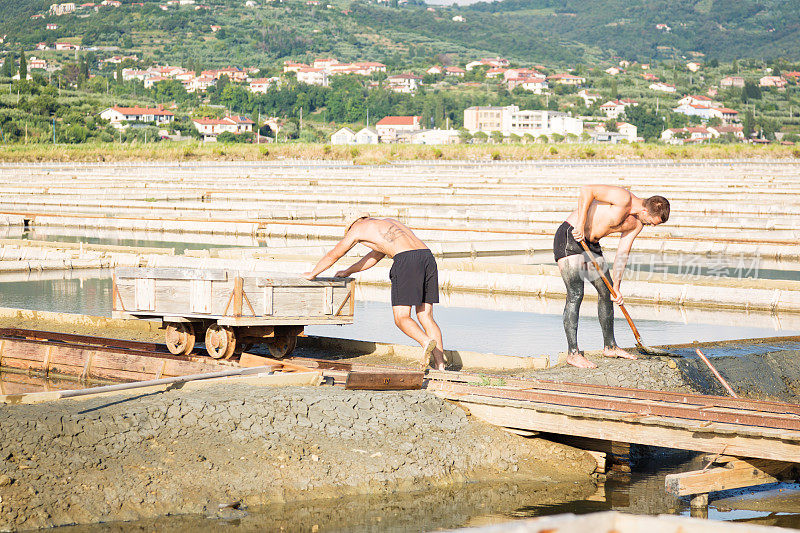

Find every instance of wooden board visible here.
[665,458,799,496]
[344,370,424,390]
[116,267,228,281]
[455,397,800,463]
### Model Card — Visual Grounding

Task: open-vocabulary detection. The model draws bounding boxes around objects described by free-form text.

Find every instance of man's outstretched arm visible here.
[609,223,643,304]
[304,233,359,280]
[573,185,633,241]
[334,250,385,277]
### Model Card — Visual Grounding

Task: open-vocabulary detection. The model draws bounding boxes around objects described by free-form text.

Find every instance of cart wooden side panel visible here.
[113,268,354,322]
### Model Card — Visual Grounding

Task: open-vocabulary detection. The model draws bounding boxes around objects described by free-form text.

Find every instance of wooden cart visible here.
[112,267,354,359]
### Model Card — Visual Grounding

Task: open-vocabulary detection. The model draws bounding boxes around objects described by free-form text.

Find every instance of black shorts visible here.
[389,249,439,307]
[553,221,603,262]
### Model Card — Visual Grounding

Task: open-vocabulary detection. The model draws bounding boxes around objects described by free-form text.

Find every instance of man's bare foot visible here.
[566,351,598,369]
[420,339,437,370]
[603,346,637,360]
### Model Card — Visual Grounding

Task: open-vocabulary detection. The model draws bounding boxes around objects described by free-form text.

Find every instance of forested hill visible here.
[0,0,797,67]
[463,0,800,62]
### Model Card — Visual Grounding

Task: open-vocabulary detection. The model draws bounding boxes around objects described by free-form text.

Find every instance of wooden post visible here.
[690,493,708,509]
[233,276,243,317]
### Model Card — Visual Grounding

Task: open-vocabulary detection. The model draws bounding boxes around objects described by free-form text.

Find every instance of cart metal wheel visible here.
[268,335,297,359]
[205,324,236,359]
[165,322,195,356]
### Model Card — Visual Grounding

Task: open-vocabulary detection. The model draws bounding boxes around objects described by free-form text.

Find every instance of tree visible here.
[18,50,26,80]
[742,109,754,138]
[604,119,618,132]
[457,127,472,144]
[472,131,488,143]
[490,130,504,143]
[623,105,664,141]
[1,53,14,78]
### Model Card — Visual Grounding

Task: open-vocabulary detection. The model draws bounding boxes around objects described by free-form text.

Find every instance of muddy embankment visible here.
[0,384,596,531]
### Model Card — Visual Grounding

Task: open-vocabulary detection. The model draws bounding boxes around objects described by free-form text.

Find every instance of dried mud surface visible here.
[0,384,596,531]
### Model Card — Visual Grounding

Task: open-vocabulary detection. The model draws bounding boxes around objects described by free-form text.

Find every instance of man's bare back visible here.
[348,218,428,258]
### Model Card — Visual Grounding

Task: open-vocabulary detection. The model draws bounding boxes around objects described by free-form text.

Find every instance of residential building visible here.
[507,75,547,93]
[55,42,80,51]
[410,129,460,145]
[599,99,637,119]
[686,62,702,72]
[485,67,507,78]
[426,66,443,75]
[720,76,745,89]
[192,116,255,137]
[249,77,279,93]
[709,125,745,140]
[759,76,787,88]
[283,61,308,73]
[355,127,379,144]
[673,104,738,124]
[661,126,714,144]
[604,67,621,76]
[577,89,601,106]
[386,74,422,93]
[331,127,356,145]
[46,23,59,30]
[464,106,582,137]
[465,58,509,71]
[445,66,465,77]
[547,74,585,86]
[678,95,717,107]
[50,3,76,15]
[649,82,676,93]
[375,115,422,142]
[296,67,328,87]
[27,57,47,70]
[99,105,175,129]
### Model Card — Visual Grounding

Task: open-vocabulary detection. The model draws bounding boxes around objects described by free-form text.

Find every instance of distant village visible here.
[70,54,767,145]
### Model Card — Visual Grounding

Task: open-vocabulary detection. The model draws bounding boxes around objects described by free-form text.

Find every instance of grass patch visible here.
[0,142,797,163]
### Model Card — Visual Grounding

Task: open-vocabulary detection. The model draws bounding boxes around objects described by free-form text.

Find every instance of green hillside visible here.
[0,0,797,67]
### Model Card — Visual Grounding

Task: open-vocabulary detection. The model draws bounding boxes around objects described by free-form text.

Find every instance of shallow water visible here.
[1,277,799,357]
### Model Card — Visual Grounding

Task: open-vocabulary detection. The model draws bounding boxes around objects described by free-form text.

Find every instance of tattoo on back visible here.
[381,224,406,242]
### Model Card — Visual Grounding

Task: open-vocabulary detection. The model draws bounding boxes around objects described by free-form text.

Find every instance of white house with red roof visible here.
[427,65,444,75]
[649,82,676,93]
[759,75,787,88]
[55,42,80,51]
[485,67,507,79]
[296,67,328,86]
[599,99,637,119]
[249,77,279,94]
[386,74,422,93]
[375,115,422,142]
[445,66,466,77]
[709,124,745,140]
[27,57,47,70]
[678,95,717,107]
[283,61,309,73]
[507,75,548,93]
[673,103,739,124]
[661,126,714,144]
[100,105,175,129]
[465,58,509,71]
[192,116,255,137]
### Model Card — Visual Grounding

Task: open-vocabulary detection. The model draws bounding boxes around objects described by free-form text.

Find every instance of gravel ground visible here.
[0,384,596,531]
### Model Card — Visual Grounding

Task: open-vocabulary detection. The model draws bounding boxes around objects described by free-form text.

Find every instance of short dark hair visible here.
[643,196,670,223]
